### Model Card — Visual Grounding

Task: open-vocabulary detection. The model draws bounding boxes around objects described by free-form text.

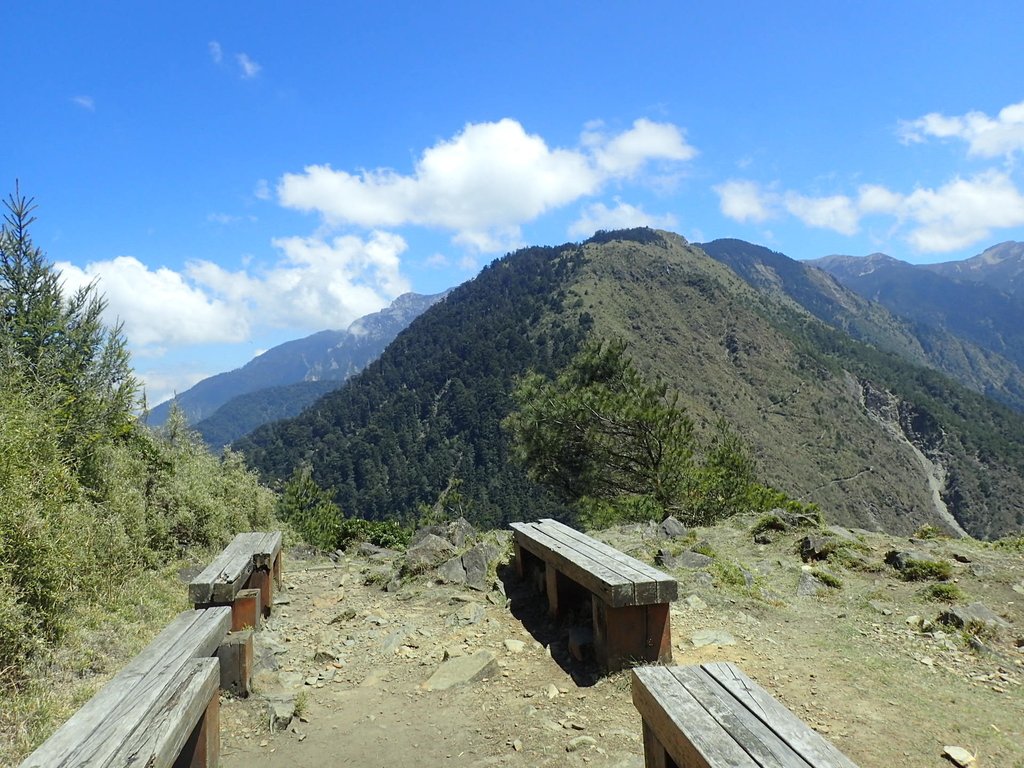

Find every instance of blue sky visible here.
[6,2,1024,405]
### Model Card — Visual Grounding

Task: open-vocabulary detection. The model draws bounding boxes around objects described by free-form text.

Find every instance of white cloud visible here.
[71,95,94,111]
[237,53,261,79]
[713,180,775,223]
[589,118,696,176]
[899,99,1024,159]
[208,41,223,64]
[253,178,271,200]
[569,199,678,238]
[55,231,411,355]
[718,170,1024,253]
[56,256,250,350]
[278,117,695,252]
[783,192,859,235]
[883,171,1024,252]
[139,368,212,410]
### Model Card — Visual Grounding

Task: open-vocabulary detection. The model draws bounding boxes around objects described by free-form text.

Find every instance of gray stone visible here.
[265,694,296,730]
[446,517,477,549]
[381,629,409,654]
[654,549,679,568]
[799,535,835,562]
[566,736,597,752]
[683,594,706,610]
[450,602,486,626]
[503,638,526,654]
[797,571,826,597]
[422,650,498,691]
[659,516,687,539]
[405,534,457,573]
[939,602,1011,631]
[677,551,713,569]
[884,549,923,572]
[690,629,736,647]
[436,554,468,585]
[463,542,500,591]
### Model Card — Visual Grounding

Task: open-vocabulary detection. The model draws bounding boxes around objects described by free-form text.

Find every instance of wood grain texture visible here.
[111,657,220,768]
[632,664,860,768]
[20,608,230,768]
[188,531,282,604]
[510,520,677,607]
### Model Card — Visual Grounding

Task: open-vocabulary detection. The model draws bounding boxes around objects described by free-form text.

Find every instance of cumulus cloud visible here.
[569,199,678,238]
[278,118,695,251]
[899,99,1024,158]
[56,256,250,349]
[236,53,261,78]
[138,368,212,410]
[54,231,411,355]
[208,41,223,64]
[783,192,860,235]
[713,180,775,223]
[716,171,1024,253]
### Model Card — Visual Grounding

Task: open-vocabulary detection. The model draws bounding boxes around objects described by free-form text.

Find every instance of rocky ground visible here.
[218,515,1024,768]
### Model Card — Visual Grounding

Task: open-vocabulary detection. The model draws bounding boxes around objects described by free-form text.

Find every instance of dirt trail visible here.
[219,521,1024,768]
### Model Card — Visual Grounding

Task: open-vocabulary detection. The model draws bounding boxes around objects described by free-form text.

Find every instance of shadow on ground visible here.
[498,562,602,687]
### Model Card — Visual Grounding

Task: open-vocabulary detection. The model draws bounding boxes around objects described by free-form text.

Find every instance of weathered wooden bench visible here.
[189,530,283,629]
[510,518,678,672]
[20,606,231,768]
[632,662,860,768]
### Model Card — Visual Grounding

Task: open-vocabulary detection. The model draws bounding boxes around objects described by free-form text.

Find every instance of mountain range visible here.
[236,229,1024,540]
[147,291,447,447]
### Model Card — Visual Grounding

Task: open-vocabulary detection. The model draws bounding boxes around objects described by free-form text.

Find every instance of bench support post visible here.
[245,567,274,619]
[641,720,678,768]
[272,551,283,589]
[174,683,220,768]
[593,599,672,672]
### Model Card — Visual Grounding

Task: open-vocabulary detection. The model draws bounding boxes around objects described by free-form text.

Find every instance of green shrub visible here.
[913,524,947,540]
[337,518,411,550]
[811,569,843,589]
[751,514,786,536]
[923,583,965,602]
[899,558,953,582]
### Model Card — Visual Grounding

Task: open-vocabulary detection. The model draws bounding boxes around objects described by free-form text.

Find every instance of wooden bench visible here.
[20,607,231,768]
[511,518,678,672]
[632,662,860,768]
[189,531,283,629]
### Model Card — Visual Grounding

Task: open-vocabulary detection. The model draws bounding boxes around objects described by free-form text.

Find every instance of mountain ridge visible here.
[238,229,1024,539]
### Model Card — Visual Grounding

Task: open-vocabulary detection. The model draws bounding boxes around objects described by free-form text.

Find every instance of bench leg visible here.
[545,565,578,619]
[592,599,673,672]
[245,567,273,618]
[218,629,254,697]
[641,720,678,768]
[513,541,525,579]
[174,684,220,768]
[272,551,283,588]
[230,588,262,632]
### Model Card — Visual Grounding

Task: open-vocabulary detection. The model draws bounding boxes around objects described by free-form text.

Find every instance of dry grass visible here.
[0,561,192,765]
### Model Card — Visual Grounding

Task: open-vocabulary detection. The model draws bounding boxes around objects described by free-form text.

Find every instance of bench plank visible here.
[703,662,859,768]
[20,607,230,768]
[632,666,761,768]
[512,522,636,606]
[189,530,282,604]
[538,519,678,603]
[669,666,812,768]
[112,657,220,768]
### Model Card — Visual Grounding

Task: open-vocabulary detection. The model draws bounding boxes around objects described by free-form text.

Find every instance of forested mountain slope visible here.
[148,291,446,427]
[239,229,1024,538]
[704,239,1024,411]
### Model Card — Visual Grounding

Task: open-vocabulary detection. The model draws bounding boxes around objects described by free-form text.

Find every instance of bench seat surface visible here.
[20,607,230,768]
[632,662,859,768]
[511,518,677,607]
[189,530,283,604]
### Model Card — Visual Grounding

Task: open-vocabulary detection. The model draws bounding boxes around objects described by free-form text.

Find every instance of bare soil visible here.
[219,518,1024,768]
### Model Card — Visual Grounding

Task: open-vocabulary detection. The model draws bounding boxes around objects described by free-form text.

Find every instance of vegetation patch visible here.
[898,558,954,582]
[923,583,965,602]
[811,569,843,590]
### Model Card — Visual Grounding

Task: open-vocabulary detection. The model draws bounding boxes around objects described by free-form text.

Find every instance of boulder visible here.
[676,551,713,569]
[436,554,468,585]
[658,516,687,539]
[939,602,1011,632]
[421,650,498,691]
[405,534,457,572]
[799,535,835,562]
[463,541,500,591]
